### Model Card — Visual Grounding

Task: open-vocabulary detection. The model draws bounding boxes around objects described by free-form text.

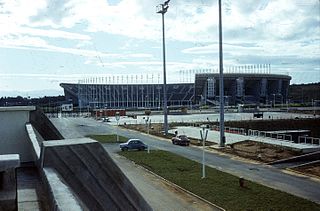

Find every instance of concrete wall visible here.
[30,109,64,141]
[0,107,35,162]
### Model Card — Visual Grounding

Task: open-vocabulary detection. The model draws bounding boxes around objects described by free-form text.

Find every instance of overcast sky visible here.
[0,0,319,97]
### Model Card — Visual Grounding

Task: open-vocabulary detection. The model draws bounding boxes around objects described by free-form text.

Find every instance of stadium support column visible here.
[207,77,215,104]
[260,78,267,104]
[218,0,225,147]
[236,77,244,103]
[157,0,170,135]
[277,79,283,105]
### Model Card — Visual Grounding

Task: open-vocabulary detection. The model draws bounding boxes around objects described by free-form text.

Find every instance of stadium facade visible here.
[61,73,291,109]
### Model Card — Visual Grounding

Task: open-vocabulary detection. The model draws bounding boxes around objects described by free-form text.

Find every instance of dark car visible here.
[120,139,148,151]
[172,135,190,146]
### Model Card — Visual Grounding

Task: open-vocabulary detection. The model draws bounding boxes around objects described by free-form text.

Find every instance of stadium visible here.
[61,68,291,109]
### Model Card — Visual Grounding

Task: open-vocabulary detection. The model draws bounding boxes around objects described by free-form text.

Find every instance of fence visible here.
[247,129,293,142]
[212,125,246,135]
[46,112,91,118]
[298,136,320,146]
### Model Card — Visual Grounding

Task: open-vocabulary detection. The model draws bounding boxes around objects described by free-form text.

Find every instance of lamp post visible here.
[218,0,225,147]
[157,0,170,136]
[200,125,208,179]
[115,112,120,142]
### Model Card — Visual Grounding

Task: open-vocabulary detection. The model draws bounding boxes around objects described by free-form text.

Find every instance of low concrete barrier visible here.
[0,154,20,211]
[25,124,41,161]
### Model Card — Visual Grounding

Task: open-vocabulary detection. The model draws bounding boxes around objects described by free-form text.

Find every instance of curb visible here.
[285,168,320,181]
[120,155,225,211]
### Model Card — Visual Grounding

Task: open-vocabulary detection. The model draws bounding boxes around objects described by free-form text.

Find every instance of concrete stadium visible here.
[61,71,291,109]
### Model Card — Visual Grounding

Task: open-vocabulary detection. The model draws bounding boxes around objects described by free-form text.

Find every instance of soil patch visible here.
[219,140,302,163]
[292,162,320,178]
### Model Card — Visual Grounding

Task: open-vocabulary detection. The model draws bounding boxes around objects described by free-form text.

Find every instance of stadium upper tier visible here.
[60,73,291,109]
[194,73,291,105]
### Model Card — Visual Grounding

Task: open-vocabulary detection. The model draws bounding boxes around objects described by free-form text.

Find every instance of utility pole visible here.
[157,0,170,135]
[218,0,225,147]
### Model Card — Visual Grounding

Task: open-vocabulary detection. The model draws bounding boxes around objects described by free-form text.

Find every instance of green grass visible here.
[86,134,128,143]
[119,150,320,211]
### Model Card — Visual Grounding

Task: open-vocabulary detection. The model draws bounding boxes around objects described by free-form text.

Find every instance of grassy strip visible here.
[86,134,128,143]
[119,150,320,211]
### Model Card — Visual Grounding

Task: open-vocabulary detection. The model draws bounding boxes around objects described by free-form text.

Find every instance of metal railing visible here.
[298,136,320,146]
[212,125,246,135]
[247,129,293,142]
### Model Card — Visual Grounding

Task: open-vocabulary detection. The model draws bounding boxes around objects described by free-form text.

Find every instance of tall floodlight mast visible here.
[157,0,170,135]
[218,0,225,147]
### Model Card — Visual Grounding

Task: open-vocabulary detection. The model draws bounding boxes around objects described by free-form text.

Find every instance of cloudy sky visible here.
[0,0,319,97]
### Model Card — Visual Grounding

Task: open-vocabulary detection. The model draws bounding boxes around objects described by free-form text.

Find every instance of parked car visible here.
[172,135,190,146]
[102,117,110,122]
[120,139,148,151]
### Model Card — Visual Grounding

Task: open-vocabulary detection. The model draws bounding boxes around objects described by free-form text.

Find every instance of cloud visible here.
[30,0,72,26]
[0,35,112,57]
[0,0,319,94]
[0,26,91,40]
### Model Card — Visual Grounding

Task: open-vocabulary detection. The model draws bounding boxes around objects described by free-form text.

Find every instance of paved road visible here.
[51,117,219,211]
[51,117,320,204]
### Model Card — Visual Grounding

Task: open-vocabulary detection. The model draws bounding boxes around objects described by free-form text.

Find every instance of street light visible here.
[157,0,170,136]
[200,125,208,179]
[115,112,120,142]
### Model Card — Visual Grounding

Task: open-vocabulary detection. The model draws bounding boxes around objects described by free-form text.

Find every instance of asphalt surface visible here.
[51,117,320,205]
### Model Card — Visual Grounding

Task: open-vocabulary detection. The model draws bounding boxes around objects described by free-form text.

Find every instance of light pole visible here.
[218,0,225,147]
[200,125,208,179]
[157,0,170,136]
[115,112,120,142]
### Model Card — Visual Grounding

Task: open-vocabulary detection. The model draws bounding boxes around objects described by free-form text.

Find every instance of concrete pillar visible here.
[236,77,244,98]
[207,77,215,98]
[277,80,283,94]
[260,78,267,97]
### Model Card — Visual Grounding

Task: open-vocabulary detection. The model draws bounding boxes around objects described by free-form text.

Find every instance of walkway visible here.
[17,167,47,211]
